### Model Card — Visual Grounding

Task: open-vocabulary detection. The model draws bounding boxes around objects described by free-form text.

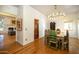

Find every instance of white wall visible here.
[16,6,24,45]
[46,17,64,32]
[77,20,79,39]
[22,6,46,45]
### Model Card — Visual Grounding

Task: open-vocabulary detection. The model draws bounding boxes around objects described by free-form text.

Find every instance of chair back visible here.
[49,30,56,36]
[56,28,61,34]
[64,30,69,42]
[49,30,57,41]
[45,30,49,36]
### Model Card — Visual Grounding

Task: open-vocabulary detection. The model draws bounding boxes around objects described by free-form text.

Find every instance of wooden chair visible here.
[48,30,58,49]
[44,30,50,45]
[62,30,69,50]
[56,28,61,34]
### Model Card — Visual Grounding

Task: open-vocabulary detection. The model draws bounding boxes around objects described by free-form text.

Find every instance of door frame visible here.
[34,19,39,40]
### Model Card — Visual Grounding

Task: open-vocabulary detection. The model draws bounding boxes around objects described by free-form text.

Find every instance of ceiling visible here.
[31,5,79,19]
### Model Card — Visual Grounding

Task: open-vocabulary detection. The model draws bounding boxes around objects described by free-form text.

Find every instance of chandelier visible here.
[48,5,65,20]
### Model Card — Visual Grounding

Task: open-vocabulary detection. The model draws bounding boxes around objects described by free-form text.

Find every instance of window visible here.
[64,22,72,30]
[0,19,4,31]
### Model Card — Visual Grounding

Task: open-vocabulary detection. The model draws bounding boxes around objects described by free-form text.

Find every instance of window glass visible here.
[0,18,4,31]
[64,22,72,30]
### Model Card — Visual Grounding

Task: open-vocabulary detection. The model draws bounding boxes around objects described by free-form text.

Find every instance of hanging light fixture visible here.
[48,5,65,20]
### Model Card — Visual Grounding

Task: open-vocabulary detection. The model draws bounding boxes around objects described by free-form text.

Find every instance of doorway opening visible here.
[34,19,39,40]
[0,15,16,49]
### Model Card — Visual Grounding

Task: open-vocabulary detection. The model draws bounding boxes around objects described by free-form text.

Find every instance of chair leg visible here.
[63,44,68,50]
[67,44,69,51]
[66,44,69,50]
[48,42,51,47]
[63,44,66,50]
[56,43,58,49]
[62,43,64,50]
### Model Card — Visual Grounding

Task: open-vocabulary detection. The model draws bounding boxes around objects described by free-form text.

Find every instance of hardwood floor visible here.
[0,33,16,50]
[0,37,79,54]
[15,38,68,54]
[69,38,79,54]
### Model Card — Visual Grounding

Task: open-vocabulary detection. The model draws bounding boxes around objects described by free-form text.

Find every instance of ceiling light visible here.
[48,5,65,20]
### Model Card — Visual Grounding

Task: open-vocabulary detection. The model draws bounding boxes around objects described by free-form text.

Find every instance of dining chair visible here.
[56,28,61,34]
[62,30,69,50]
[45,29,50,45]
[48,30,58,49]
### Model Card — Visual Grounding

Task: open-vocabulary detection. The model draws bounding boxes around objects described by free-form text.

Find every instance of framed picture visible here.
[17,18,22,31]
[12,20,16,25]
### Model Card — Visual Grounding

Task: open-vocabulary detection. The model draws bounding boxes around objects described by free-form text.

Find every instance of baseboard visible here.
[39,37,44,39]
[69,37,78,39]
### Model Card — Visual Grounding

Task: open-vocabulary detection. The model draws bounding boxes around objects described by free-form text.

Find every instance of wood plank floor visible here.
[69,38,79,54]
[0,33,16,50]
[0,37,79,54]
[15,38,68,54]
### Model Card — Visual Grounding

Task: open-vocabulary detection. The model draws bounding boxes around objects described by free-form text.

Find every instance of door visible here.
[34,19,39,39]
